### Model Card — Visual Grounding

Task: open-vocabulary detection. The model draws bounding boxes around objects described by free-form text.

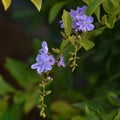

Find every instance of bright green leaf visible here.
[51,100,77,114]
[83,0,101,21]
[80,39,95,51]
[2,0,11,10]
[102,15,116,29]
[102,0,117,15]
[31,0,42,11]
[62,10,72,36]
[49,1,67,23]
[5,58,40,87]
[0,75,15,95]
[85,0,104,16]
[111,0,120,7]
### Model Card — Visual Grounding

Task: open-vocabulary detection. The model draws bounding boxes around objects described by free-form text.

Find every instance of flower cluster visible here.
[31,41,65,75]
[60,6,94,32]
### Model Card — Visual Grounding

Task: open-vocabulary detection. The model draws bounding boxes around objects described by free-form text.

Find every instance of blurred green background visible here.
[0,0,120,120]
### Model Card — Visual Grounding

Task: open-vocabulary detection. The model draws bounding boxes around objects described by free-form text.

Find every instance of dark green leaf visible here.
[107,92,120,107]
[49,1,67,23]
[81,27,106,40]
[13,91,29,104]
[1,103,23,120]
[83,0,93,4]
[73,102,105,120]
[62,10,72,36]
[24,90,39,113]
[106,110,117,120]
[62,43,74,63]
[5,58,40,88]
[0,99,7,119]
[0,75,15,95]
[60,39,69,51]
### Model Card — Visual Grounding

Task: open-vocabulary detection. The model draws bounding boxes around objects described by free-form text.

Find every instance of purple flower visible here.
[59,20,64,28]
[39,41,48,54]
[59,5,94,32]
[70,6,86,21]
[76,15,94,32]
[31,41,55,75]
[58,56,65,67]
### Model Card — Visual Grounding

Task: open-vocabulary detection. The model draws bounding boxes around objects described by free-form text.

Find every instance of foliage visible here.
[0,0,120,120]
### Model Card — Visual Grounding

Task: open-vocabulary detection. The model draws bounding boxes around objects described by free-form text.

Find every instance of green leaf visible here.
[82,27,106,40]
[49,1,67,23]
[1,103,23,120]
[5,58,39,88]
[114,109,120,120]
[31,0,42,11]
[51,100,77,114]
[106,110,117,120]
[107,92,120,107]
[52,48,61,54]
[0,99,7,119]
[24,90,39,113]
[102,15,116,29]
[60,39,69,51]
[13,91,29,104]
[85,0,104,16]
[85,105,98,120]
[72,116,87,120]
[73,102,105,120]
[83,0,93,4]
[83,0,101,21]
[111,0,120,7]
[62,10,72,36]
[102,0,117,15]
[80,39,95,51]
[0,75,15,95]
[2,0,11,10]
[62,43,74,63]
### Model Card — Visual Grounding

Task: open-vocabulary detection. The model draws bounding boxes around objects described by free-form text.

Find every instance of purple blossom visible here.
[76,15,94,32]
[70,6,86,21]
[39,41,48,54]
[58,56,65,67]
[60,5,94,32]
[31,41,55,75]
